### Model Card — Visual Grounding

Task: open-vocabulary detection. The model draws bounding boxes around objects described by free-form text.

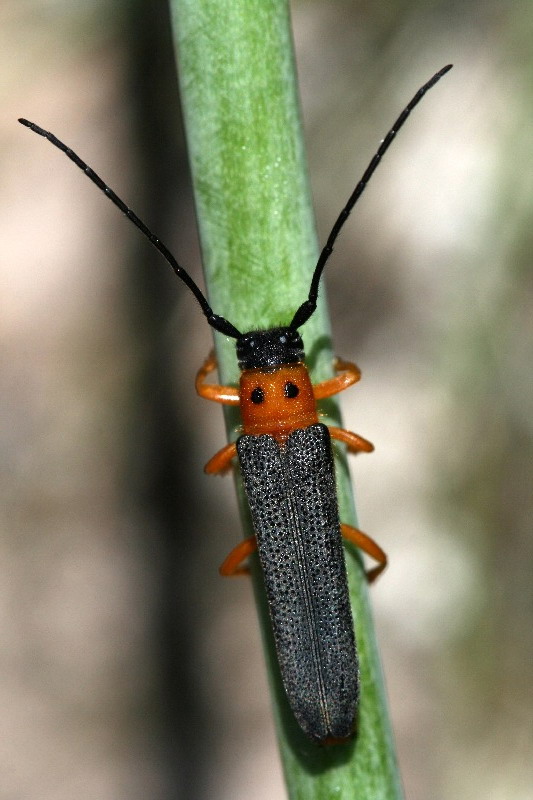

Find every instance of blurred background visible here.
[1,1,531,798]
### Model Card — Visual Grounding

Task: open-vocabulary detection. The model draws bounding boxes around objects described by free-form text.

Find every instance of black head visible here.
[236,327,304,371]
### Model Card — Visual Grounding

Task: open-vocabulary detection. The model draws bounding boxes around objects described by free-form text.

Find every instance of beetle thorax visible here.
[239,363,318,442]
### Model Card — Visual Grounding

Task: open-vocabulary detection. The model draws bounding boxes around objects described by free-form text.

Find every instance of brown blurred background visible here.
[1,1,531,798]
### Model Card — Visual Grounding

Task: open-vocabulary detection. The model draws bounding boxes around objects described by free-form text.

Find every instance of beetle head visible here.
[236,327,304,371]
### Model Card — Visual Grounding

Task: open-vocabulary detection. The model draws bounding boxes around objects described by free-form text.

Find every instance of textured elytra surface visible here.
[237,423,358,741]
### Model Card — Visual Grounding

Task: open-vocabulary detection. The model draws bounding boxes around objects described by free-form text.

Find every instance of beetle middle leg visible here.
[204,442,237,474]
[340,523,387,582]
[329,426,374,453]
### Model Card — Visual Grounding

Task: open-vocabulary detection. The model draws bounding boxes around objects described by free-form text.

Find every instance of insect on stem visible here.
[19,64,452,744]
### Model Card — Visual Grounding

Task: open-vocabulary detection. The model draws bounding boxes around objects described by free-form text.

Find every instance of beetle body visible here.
[197,326,383,742]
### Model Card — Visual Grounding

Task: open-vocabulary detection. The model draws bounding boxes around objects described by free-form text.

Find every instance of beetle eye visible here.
[284,381,299,399]
[251,387,265,404]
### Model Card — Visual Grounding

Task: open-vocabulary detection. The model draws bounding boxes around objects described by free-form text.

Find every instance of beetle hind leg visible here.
[340,523,387,583]
[219,536,257,577]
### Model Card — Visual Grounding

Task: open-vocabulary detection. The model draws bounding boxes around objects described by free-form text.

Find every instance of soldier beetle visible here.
[19,63,451,742]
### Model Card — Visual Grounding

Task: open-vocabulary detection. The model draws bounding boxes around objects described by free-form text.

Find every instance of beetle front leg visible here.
[340,523,387,582]
[196,351,240,405]
[313,358,362,400]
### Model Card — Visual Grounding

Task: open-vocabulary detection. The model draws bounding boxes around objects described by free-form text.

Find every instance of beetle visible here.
[19,63,451,743]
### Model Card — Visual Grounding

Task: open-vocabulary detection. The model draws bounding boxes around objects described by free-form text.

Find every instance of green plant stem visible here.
[169,0,402,796]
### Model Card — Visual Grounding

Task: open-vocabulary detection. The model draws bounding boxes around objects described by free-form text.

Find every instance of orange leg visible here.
[195,351,240,405]
[313,358,362,400]
[341,523,387,583]
[204,442,238,474]
[221,527,386,581]
[329,426,374,454]
[219,536,257,576]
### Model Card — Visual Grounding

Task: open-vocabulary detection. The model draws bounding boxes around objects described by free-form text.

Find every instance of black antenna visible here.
[18,118,241,339]
[290,64,453,330]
